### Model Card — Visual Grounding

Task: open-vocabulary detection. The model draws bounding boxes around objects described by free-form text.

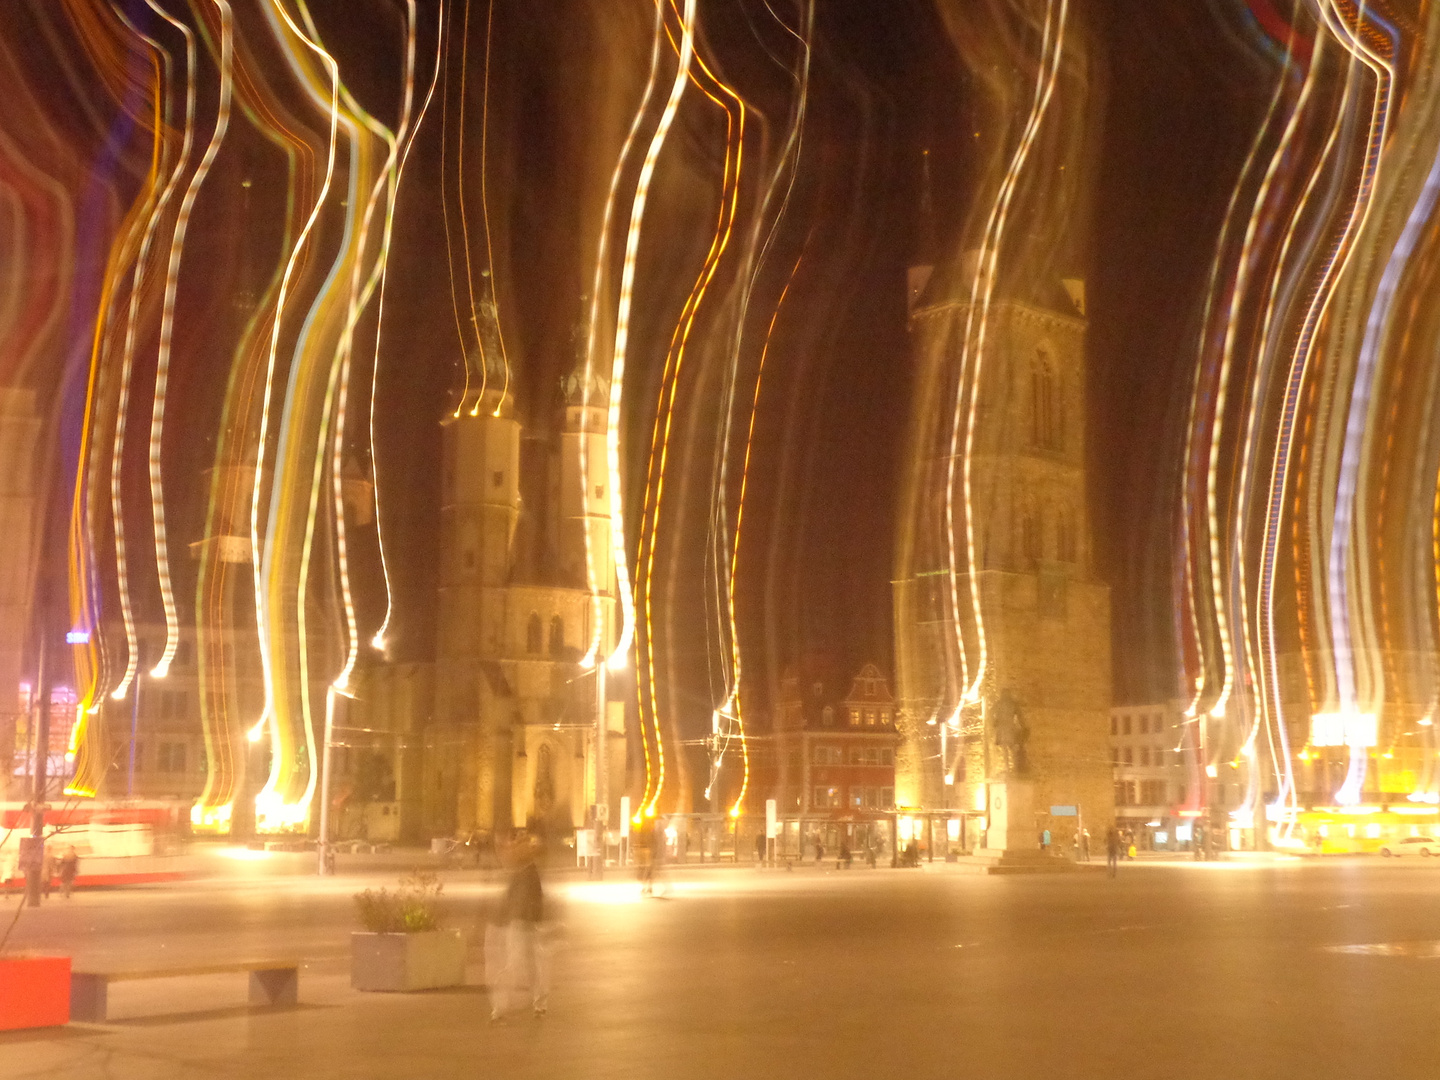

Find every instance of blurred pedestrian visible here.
[1081,829,1091,862]
[634,821,654,896]
[755,831,766,865]
[58,846,78,899]
[1105,825,1121,877]
[838,839,852,870]
[489,835,549,1021]
[814,836,824,864]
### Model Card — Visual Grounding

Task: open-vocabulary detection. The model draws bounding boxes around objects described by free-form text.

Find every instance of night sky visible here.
[5,0,1288,718]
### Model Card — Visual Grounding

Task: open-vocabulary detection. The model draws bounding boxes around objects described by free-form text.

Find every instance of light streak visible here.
[147,0,234,681]
[944,0,1067,715]
[604,0,697,709]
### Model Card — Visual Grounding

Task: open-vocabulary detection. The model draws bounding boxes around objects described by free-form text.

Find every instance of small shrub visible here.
[353,871,444,933]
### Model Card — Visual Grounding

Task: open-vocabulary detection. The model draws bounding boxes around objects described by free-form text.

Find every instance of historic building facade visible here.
[355,376,626,844]
[892,274,1114,853]
[751,656,901,855]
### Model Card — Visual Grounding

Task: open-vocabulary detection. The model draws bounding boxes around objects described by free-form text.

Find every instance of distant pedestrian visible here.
[755,832,766,865]
[814,837,824,864]
[838,840,852,869]
[1105,825,1121,877]
[1081,829,1091,862]
[489,836,549,1021]
[1041,828,1051,852]
[58,846,78,899]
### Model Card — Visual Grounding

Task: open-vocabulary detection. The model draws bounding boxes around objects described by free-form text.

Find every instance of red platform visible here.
[0,955,71,1030]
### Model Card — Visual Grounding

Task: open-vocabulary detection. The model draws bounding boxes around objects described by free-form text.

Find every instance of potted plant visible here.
[351,871,465,992]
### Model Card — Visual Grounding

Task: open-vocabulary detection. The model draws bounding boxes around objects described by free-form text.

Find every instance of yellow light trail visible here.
[578,0,668,675]
[604,0,696,714]
[147,0,234,682]
[248,0,341,807]
[945,0,1066,716]
[110,0,195,701]
[636,12,745,817]
[369,0,445,653]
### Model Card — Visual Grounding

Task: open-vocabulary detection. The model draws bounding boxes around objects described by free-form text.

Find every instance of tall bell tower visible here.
[894,281,1113,850]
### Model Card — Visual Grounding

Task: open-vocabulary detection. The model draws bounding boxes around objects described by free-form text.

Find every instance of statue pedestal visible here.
[967,777,1089,874]
[984,777,1036,852]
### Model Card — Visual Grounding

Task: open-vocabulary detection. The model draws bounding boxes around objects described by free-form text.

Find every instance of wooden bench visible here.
[70,960,300,1023]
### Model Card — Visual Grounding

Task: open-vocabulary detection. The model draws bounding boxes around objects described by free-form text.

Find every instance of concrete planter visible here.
[0,955,70,1030]
[350,930,465,992]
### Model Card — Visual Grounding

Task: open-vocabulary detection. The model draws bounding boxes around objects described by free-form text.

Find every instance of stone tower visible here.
[894,282,1113,849]
[431,387,521,834]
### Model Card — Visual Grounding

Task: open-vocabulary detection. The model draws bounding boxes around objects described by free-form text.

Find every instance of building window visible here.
[1056,509,1077,563]
[880,748,894,766]
[492,470,504,488]
[1115,781,1130,807]
[1031,348,1062,451]
[1123,715,1132,736]
[812,746,842,766]
[880,787,894,809]
[548,615,565,657]
[1111,746,1119,767]
[1122,748,1132,766]
[848,710,860,728]
[821,705,834,727]
[813,786,840,809]
[594,485,605,499]
[526,613,542,654]
[850,789,864,809]
[1020,505,1042,564]
[158,742,187,774]
[1110,715,1118,736]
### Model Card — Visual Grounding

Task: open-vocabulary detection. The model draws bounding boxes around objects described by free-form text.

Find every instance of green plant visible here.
[353,871,444,933]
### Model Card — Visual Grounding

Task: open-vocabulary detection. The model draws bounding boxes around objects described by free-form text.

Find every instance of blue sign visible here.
[1049,805,1078,817]
[65,630,91,645]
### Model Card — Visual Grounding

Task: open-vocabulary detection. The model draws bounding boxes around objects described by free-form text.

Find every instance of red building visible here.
[753,657,900,857]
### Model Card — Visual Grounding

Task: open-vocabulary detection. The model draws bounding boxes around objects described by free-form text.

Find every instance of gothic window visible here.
[1020,504,1042,565]
[1056,508,1077,563]
[534,744,555,815]
[548,615,565,657]
[526,612,542,654]
[1031,348,1062,451]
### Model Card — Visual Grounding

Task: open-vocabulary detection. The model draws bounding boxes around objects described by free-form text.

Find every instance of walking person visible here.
[490,835,549,1022]
[1105,824,1121,878]
[57,846,78,899]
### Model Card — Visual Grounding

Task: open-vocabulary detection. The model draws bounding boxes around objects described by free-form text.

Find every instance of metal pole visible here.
[593,661,606,878]
[25,633,51,907]
[127,669,142,798]
[318,688,337,875]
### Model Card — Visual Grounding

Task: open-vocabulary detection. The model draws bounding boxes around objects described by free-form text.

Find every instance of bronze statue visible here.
[991,689,1030,775]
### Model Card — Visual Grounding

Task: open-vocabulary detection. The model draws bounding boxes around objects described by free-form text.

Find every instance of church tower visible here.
[894,280,1113,850]
[431,386,521,835]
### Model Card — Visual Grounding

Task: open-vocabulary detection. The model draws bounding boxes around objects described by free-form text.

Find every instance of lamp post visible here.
[591,659,607,879]
[127,667,142,798]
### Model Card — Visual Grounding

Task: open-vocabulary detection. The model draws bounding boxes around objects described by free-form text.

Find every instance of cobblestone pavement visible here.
[3,857,1440,1079]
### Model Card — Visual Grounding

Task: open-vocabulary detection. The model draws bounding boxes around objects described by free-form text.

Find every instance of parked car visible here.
[1379,836,1440,858]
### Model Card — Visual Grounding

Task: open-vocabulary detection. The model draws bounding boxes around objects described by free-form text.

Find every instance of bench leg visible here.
[70,974,109,1023]
[249,967,298,1008]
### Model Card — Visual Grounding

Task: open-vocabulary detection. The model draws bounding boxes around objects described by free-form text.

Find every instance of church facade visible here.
[353,377,626,844]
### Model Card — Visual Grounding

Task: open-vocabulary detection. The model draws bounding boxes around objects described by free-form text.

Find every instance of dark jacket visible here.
[500,861,543,925]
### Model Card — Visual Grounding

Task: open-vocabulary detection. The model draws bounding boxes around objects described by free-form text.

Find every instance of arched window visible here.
[1021,504,1042,565]
[548,615,565,657]
[1031,349,1061,451]
[822,705,835,727]
[526,612,542,654]
[1056,509,1077,563]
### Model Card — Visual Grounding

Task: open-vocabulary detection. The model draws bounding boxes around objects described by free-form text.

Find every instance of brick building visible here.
[753,657,901,857]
